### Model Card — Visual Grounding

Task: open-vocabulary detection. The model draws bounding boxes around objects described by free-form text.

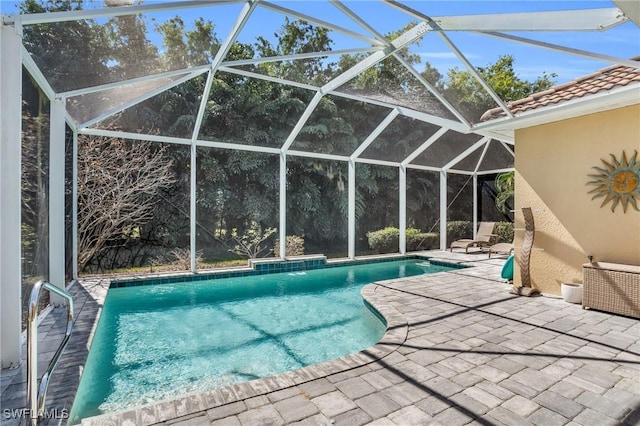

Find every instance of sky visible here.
[2,0,639,86]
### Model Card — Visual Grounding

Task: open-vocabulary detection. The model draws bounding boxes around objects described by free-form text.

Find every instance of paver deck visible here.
[2,251,639,425]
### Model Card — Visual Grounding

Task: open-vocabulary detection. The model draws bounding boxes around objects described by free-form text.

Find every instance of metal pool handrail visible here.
[27,280,74,426]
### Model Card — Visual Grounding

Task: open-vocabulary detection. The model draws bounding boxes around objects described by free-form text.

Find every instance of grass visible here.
[79,248,386,278]
[80,258,249,277]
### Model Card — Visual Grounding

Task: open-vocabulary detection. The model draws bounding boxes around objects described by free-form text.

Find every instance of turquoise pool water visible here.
[69,258,455,422]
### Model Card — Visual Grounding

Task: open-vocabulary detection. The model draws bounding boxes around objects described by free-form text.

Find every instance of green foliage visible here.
[494,222,514,243]
[18,4,553,270]
[367,227,440,253]
[228,225,277,259]
[274,235,305,257]
[495,171,515,214]
[254,18,334,86]
[157,17,221,68]
[427,54,556,121]
[446,221,473,242]
[286,158,348,245]
[445,221,513,244]
[407,230,439,251]
[367,227,400,254]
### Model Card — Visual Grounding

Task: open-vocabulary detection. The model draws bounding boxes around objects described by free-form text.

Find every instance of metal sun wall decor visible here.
[586,150,640,213]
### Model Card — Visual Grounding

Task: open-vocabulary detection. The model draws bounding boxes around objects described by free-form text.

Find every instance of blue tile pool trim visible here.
[110,255,467,288]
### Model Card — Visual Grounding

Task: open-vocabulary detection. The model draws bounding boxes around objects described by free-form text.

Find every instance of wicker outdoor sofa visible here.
[583,262,640,319]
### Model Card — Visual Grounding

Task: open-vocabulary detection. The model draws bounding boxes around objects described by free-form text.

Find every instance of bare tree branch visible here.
[77,135,176,271]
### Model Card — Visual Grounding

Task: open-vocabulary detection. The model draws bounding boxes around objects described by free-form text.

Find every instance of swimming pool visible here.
[69,258,457,422]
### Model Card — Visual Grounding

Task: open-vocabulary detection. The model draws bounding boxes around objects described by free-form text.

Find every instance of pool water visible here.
[69,259,454,422]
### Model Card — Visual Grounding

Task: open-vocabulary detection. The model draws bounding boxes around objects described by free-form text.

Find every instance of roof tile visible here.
[481,60,640,121]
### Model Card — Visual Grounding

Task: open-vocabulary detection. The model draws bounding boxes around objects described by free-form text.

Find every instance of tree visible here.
[255,18,335,85]
[438,54,556,121]
[76,136,176,271]
[18,3,555,267]
[20,0,110,92]
[157,17,221,69]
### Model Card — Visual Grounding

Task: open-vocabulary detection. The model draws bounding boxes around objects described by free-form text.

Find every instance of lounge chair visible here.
[488,241,515,258]
[449,222,496,253]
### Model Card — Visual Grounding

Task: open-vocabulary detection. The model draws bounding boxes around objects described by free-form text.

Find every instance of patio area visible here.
[2,251,639,426]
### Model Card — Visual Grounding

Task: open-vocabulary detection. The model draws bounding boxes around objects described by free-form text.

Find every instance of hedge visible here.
[367,227,440,253]
[367,221,514,253]
[366,227,400,253]
[447,220,513,243]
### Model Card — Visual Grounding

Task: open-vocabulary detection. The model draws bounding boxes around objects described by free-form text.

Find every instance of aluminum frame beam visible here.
[392,53,470,127]
[280,21,432,154]
[443,169,477,176]
[1,22,23,368]
[78,128,192,145]
[279,153,287,259]
[348,160,356,259]
[480,32,640,70]
[399,165,407,254]
[327,90,470,134]
[472,174,478,240]
[353,158,399,168]
[281,92,323,152]
[351,110,399,160]
[72,132,78,279]
[286,150,350,162]
[441,137,489,171]
[21,47,56,101]
[221,47,382,67]
[259,1,383,47]
[439,170,447,251]
[614,1,640,26]
[329,0,391,45]
[49,99,67,304]
[323,21,431,95]
[431,8,627,31]
[385,0,514,119]
[218,66,320,92]
[9,0,243,25]
[476,168,514,176]
[189,1,258,270]
[401,128,449,166]
[78,70,205,129]
[58,66,210,98]
[474,141,492,174]
[405,164,444,173]
[76,127,513,174]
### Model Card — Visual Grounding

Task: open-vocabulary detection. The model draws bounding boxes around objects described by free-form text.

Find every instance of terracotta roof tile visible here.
[481,60,640,121]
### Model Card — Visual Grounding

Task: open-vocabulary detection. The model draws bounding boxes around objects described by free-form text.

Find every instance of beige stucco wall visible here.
[514,104,640,295]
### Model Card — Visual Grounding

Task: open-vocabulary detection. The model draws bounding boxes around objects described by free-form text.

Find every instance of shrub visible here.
[446,221,472,243]
[494,221,514,243]
[274,235,305,257]
[407,232,439,251]
[228,226,277,259]
[367,227,399,253]
[367,227,440,253]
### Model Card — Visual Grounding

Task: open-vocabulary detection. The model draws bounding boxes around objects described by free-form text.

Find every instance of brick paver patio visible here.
[2,251,639,425]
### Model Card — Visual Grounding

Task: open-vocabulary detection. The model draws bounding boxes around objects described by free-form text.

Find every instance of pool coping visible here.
[76,255,462,425]
[108,254,465,288]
